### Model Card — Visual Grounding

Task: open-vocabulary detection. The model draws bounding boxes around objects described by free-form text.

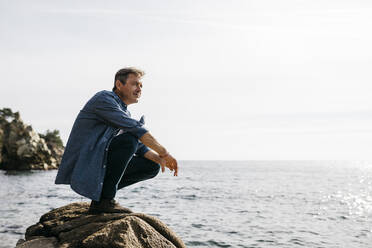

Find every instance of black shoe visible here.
[87,198,133,214]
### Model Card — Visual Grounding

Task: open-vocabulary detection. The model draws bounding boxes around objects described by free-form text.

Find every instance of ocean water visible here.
[0,160,371,248]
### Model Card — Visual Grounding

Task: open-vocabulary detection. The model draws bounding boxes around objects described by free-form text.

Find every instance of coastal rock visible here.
[16,202,186,248]
[0,127,3,164]
[0,108,64,170]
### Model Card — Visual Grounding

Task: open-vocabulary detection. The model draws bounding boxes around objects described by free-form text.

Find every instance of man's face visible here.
[116,73,143,105]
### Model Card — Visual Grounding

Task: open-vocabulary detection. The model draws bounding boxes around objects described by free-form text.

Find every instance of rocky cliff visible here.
[16,202,186,248]
[0,108,64,170]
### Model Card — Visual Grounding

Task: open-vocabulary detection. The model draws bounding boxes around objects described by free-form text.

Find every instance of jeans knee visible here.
[122,132,139,144]
[149,162,161,177]
[113,132,139,151]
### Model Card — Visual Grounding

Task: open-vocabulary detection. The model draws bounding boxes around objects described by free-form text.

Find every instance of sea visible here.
[1,160,371,248]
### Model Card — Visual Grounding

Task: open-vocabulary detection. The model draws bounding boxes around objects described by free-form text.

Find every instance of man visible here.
[55,67,178,214]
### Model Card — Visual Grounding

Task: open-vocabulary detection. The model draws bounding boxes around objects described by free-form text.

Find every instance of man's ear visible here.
[115,79,123,89]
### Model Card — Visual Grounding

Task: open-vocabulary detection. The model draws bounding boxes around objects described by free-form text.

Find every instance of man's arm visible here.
[140,131,179,176]
[135,141,151,157]
[143,149,162,164]
[93,92,148,139]
[139,131,168,157]
[93,92,168,157]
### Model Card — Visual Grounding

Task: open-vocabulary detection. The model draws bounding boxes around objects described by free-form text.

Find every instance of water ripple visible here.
[1,160,372,248]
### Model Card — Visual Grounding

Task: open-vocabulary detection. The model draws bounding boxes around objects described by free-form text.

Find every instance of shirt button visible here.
[105,148,109,151]
[103,164,106,168]
[100,182,103,185]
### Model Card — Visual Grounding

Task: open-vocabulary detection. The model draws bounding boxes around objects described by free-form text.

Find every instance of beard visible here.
[115,89,125,99]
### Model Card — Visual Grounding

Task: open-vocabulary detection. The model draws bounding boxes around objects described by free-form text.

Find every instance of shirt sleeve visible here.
[93,93,149,139]
[135,141,151,157]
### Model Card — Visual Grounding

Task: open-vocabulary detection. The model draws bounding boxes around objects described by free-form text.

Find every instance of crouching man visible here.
[55,67,178,214]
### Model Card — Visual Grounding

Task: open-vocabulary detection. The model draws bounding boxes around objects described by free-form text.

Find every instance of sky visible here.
[1,0,372,160]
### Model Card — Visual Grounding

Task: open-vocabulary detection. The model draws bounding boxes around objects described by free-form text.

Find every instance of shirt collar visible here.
[111,89,127,109]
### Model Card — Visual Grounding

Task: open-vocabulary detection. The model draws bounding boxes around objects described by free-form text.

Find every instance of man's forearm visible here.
[143,150,162,164]
[139,132,168,156]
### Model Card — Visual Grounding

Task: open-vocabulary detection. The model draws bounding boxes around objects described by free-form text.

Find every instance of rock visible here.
[16,202,186,248]
[0,108,64,170]
[15,236,59,248]
[0,127,3,163]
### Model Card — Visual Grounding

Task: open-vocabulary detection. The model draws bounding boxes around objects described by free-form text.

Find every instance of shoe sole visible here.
[87,207,132,215]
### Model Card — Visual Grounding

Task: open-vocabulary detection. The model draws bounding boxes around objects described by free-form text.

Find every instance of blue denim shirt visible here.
[54,89,150,201]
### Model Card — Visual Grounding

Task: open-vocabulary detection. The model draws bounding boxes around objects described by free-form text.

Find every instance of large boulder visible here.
[0,127,3,164]
[0,108,64,170]
[16,202,186,248]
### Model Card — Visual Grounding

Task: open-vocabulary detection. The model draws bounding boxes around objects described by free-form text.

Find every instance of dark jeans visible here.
[100,131,160,200]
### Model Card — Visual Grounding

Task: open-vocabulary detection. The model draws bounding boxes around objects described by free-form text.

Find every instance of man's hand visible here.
[159,153,178,176]
[159,157,167,173]
[139,132,178,176]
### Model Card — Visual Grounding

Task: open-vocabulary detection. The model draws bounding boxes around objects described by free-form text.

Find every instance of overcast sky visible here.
[1,0,372,160]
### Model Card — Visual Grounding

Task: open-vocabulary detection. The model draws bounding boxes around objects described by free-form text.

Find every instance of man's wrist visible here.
[159,150,170,158]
